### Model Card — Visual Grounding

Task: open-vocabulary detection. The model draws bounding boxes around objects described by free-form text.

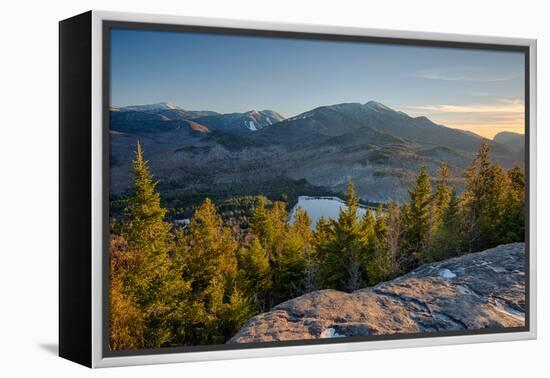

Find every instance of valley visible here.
[109,101,525,215]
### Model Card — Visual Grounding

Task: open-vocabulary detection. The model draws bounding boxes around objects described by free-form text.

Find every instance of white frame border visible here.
[90,10,537,368]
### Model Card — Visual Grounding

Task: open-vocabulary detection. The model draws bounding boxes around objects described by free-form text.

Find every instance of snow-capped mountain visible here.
[195,110,285,133]
[119,102,182,112]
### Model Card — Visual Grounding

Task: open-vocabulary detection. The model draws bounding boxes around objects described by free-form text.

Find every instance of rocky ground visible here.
[228,243,526,343]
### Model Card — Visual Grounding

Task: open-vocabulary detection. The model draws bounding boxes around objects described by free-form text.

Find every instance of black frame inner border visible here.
[102,19,531,358]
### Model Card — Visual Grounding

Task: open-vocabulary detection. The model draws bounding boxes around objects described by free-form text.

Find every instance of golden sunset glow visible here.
[404,100,525,139]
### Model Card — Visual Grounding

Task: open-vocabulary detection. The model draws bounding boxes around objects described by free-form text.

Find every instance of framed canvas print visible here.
[59,10,537,368]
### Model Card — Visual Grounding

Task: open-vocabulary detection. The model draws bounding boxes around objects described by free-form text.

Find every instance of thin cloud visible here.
[411,66,521,82]
[403,100,524,138]
[406,102,524,114]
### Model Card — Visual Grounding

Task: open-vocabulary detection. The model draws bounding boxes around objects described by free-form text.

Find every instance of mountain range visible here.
[109,101,525,207]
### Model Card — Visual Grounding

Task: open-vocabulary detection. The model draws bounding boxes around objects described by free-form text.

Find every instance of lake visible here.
[290,196,375,228]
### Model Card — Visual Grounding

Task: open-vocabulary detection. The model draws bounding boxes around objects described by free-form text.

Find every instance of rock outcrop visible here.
[228,243,526,343]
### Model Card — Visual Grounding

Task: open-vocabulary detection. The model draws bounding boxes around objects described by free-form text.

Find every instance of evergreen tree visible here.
[124,141,171,254]
[120,142,191,348]
[250,197,287,264]
[385,202,402,275]
[313,216,333,289]
[431,164,452,237]
[217,287,254,342]
[269,201,289,262]
[462,141,511,251]
[365,207,392,285]
[109,236,144,351]
[238,237,271,312]
[462,141,493,252]
[360,206,376,237]
[317,180,368,291]
[484,163,509,245]
[401,165,432,269]
[186,198,238,292]
[184,197,252,343]
[500,166,526,242]
[249,196,270,244]
[431,189,462,260]
[272,208,314,303]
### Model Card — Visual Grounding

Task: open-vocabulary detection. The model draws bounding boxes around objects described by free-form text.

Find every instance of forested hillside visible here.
[109,140,525,351]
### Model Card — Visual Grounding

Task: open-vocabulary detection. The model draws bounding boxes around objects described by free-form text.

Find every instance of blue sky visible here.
[110,28,525,138]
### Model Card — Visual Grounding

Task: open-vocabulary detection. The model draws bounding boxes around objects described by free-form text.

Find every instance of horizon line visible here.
[111,99,525,139]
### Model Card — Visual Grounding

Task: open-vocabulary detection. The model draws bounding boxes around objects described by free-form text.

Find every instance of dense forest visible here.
[109,141,525,351]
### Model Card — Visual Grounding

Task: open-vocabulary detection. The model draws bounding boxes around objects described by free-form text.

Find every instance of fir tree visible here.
[431,189,462,260]
[385,202,402,275]
[124,141,171,254]
[120,142,191,348]
[250,197,287,264]
[184,197,252,343]
[317,180,367,291]
[268,201,289,263]
[500,166,525,242]
[462,142,511,251]
[249,196,270,244]
[365,206,392,285]
[272,208,313,303]
[238,237,271,312]
[402,165,432,269]
[186,198,239,293]
[431,164,452,237]
[462,141,493,252]
[109,236,144,351]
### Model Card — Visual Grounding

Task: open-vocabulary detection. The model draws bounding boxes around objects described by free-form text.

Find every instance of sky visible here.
[110,28,525,139]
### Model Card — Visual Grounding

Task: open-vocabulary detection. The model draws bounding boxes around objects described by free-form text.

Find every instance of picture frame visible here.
[59,10,537,368]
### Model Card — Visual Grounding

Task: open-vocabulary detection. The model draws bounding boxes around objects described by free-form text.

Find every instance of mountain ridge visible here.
[109,100,525,204]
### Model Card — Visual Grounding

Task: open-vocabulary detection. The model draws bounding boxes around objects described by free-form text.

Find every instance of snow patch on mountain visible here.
[246,121,257,131]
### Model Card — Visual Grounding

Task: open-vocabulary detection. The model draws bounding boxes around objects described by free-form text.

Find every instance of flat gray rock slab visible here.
[228,243,525,343]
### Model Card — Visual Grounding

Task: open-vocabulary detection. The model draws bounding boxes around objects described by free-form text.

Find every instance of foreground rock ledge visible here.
[228,243,525,343]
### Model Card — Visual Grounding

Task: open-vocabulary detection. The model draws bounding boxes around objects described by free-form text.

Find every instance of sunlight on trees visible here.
[109,141,525,350]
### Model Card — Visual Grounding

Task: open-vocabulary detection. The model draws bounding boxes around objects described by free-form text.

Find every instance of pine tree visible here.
[184,197,251,343]
[462,141,493,252]
[124,141,171,254]
[385,202,402,275]
[238,237,271,312]
[431,189,462,260]
[186,198,239,293]
[313,216,333,288]
[218,287,254,340]
[462,141,511,251]
[360,207,376,237]
[120,142,191,348]
[109,236,144,351]
[365,206,392,285]
[268,201,289,263]
[484,163,509,246]
[250,197,287,264]
[401,165,432,269]
[249,196,270,244]
[296,210,318,294]
[317,180,367,292]
[272,208,314,303]
[431,164,452,236]
[500,166,525,243]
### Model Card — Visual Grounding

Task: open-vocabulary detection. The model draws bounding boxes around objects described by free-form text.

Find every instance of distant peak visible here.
[121,102,182,111]
[365,101,393,111]
[154,102,181,109]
